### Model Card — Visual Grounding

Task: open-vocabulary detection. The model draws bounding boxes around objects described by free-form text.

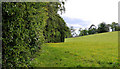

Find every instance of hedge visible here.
[2,2,48,67]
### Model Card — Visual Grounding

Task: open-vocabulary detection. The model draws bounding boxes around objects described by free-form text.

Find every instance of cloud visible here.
[62,16,90,29]
[60,0,119,27]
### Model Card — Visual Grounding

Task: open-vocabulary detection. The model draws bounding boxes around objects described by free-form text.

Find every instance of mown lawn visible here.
[31,31,119,67]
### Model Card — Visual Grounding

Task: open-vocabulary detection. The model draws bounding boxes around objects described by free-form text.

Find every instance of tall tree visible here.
[43,2,70,43]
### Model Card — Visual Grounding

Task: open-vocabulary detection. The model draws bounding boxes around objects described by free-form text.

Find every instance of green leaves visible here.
[2,2,68,67]
[43,3,70,43]
[2,2,48,67]
[97,22,109,33]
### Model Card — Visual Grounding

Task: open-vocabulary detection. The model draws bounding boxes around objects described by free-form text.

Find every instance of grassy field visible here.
[31,31,119,67]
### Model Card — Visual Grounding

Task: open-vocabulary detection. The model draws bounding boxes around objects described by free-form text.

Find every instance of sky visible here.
[60,0,120,34]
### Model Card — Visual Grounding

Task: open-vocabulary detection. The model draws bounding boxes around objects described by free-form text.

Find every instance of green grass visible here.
[31,31,119,67]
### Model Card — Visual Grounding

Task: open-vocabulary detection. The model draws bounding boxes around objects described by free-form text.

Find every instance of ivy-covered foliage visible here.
[2,2,71,67]
[2,2,48,67]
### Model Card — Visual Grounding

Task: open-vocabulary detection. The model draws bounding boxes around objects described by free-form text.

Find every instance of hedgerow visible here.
[2,2,48,67]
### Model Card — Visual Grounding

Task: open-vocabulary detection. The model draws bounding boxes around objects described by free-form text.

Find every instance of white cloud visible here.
[61,0,120,27]
[67,24,84,28]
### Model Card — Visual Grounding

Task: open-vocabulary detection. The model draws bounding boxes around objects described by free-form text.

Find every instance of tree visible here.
[64,26,72,38]
[70,26,76,37]
[115,25,120,31]
[97,22,109,33]
[110,22,118,31]
[78,28,82,36]
[79,28,88,36]
[78,28,82,32]
[88,24,97,35]
[43,2,70,43]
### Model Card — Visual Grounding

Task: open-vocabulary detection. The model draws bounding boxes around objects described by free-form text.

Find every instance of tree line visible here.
[70,22,120,37]
[2,2,71,67]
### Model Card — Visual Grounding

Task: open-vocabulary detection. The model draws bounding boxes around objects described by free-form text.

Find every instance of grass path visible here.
[31,31,119,67]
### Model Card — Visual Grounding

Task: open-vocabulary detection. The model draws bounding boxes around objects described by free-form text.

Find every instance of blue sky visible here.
[62,16,91,29]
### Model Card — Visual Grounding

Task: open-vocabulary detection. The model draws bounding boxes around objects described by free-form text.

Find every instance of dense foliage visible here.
[110,22,120,31]
[2,2,48,67]
[43,2,71,43]
[79,29,88,36]
[2,2,70,67]
[97,22,109,33]
[88,24,97,35]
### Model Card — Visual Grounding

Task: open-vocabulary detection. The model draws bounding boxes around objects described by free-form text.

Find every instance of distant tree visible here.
[70,26,76,37]
[107,24,111,27]
[79,28,88,36]
[89,24,96,30]
[115,25,120,31]
[110,22,118,31]
[107,24,111,31]
[97,22,109,33]
[78,28,82,32]
[88,24,97,35]
[75,34,79,37]
[78,28,82,35]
